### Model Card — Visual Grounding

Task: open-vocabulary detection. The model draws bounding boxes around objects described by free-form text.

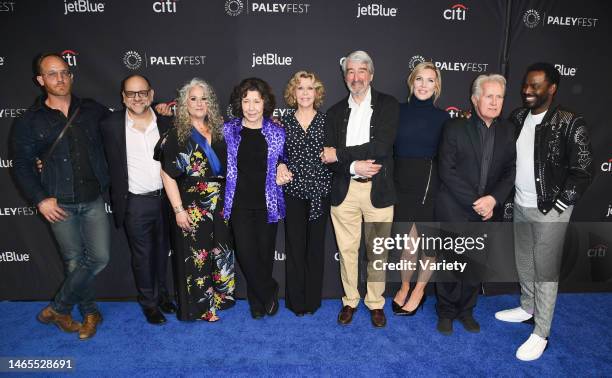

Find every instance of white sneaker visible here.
[516,333,548,361]
[495,307,533,322]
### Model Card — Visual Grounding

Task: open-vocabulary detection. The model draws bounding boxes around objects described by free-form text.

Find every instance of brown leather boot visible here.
[37,305,81,333]
[79,312,103,340]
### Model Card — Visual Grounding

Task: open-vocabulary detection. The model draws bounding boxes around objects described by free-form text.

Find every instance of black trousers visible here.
[284,194,329,314]
[231,208,278,313]
[124,193,171,309]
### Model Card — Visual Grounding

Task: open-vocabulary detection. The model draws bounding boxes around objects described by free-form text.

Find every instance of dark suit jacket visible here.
[435,116,516,222]
[324,88,399,208]
[100,109,172,227]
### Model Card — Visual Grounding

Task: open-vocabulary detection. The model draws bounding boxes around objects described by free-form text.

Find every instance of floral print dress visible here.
[159,128,235,321]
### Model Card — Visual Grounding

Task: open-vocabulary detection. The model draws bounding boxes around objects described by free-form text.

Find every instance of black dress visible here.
[159,128,235,321]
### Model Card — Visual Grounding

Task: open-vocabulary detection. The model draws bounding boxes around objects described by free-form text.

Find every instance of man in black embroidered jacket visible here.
[495,62,593,361]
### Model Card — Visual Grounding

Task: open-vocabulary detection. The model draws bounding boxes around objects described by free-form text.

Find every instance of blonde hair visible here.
[174,78,223,144]
[407,62,442,103]
[284,70,326,109]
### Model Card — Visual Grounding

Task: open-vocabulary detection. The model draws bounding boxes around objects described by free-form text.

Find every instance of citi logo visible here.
[443,3,467,21]
[357,3,397,18]
[252,52,292,67]
[64,0,105,15]
[0,158,13,168]
[0,206,38,216]
[445,106,463,118]
[587,244,607,258]
[153,0,177,13]
[0,251,30,263]
[601,159,612,172]
[274,251,286,261]
[61,50,78,67]
[0,108,26,118]
[123,51,143,70]
[0,1,15,12]
[555,64,577,77]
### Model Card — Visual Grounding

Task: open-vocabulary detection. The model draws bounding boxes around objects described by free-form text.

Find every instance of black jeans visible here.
[231,208,278,313]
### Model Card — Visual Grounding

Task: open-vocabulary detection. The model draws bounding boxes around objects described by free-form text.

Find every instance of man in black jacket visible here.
[435,74,516,335]
[12,53,111,340]
[495,63,592,361]
[100,74,176,325]
[321,50,398,328]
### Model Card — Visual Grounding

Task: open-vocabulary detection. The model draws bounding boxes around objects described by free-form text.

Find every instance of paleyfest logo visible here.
[409,54,488,72]
[225,0,310,16]
[123,51,142,70]
[523,9,598,29]
[408,55,426,71]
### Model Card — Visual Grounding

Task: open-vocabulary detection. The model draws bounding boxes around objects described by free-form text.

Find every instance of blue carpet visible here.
[1,294,611,376]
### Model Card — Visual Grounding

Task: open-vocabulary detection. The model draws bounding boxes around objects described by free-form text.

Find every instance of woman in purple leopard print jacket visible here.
[223,77,285,319]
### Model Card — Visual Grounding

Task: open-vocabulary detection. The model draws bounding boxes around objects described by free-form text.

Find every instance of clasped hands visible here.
[320,147,381,178]
[472,195,496,221]
[276,163,293,185]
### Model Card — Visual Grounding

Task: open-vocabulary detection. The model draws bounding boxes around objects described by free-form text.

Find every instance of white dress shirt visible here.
[515,110,547,207]
[345,87,373,176]
[125,109,163,194]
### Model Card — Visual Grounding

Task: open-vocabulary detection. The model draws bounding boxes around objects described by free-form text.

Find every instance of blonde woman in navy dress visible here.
[392,62,449,316]
[276,71,332,316]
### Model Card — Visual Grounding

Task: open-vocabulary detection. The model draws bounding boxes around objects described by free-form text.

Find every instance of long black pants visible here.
[231,208,278,313]
[124,193,171,309]
[284,194,329,314]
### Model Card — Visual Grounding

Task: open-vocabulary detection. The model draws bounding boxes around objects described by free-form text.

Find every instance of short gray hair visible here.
[471,74,506,99]
[341,50,374,75]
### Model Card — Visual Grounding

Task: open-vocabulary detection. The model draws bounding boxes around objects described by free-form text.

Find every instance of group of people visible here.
[11,50,592,361]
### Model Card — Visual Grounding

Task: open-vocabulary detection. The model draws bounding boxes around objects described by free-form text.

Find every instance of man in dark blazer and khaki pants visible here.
[435,73,516,335]
[100,74,176,324]
[321,50,399,328]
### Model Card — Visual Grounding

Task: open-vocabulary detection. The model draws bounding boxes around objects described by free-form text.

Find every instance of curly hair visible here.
[407,62,442,103]
[284,70,325,109]
[174,78,224,144]
[229,77,275,119]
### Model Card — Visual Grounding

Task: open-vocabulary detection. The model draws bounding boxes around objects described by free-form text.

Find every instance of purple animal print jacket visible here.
[223,117,286,223]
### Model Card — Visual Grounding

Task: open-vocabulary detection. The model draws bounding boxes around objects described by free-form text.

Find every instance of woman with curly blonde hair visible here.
[276,70,331,316]
[158,78,235,322]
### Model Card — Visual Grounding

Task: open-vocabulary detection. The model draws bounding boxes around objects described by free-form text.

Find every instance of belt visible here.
[352,177,372,183]
[130,189,163,197]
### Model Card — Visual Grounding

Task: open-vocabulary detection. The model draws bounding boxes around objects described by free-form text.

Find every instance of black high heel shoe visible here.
[394,295,426,317]
[392,300,405,314]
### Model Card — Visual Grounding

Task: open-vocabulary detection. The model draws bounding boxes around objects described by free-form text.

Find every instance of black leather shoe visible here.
[143,307,167,325]
[159,300,177,314]
[394,295,426,317]
[250,308,265,320]
[437,318,453,335]
[370,309,387,328]
[458,315,480,333]
[265,285,279,316]
[337,305,356,325]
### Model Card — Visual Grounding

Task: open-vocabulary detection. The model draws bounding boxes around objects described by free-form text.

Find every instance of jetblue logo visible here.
[252,52,292,67]
[0,251,31,263]
[357,3,397,18]
[555,64,577,77]
[64,0,105,15]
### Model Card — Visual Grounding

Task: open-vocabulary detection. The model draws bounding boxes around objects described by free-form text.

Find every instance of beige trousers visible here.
[330,180,394,310]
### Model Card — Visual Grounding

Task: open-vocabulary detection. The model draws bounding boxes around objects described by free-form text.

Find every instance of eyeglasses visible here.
[41,70,72,80]
[124,89,151,98]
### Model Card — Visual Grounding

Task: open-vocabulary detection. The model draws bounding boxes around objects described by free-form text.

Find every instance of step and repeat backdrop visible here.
[1,0,611,300]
